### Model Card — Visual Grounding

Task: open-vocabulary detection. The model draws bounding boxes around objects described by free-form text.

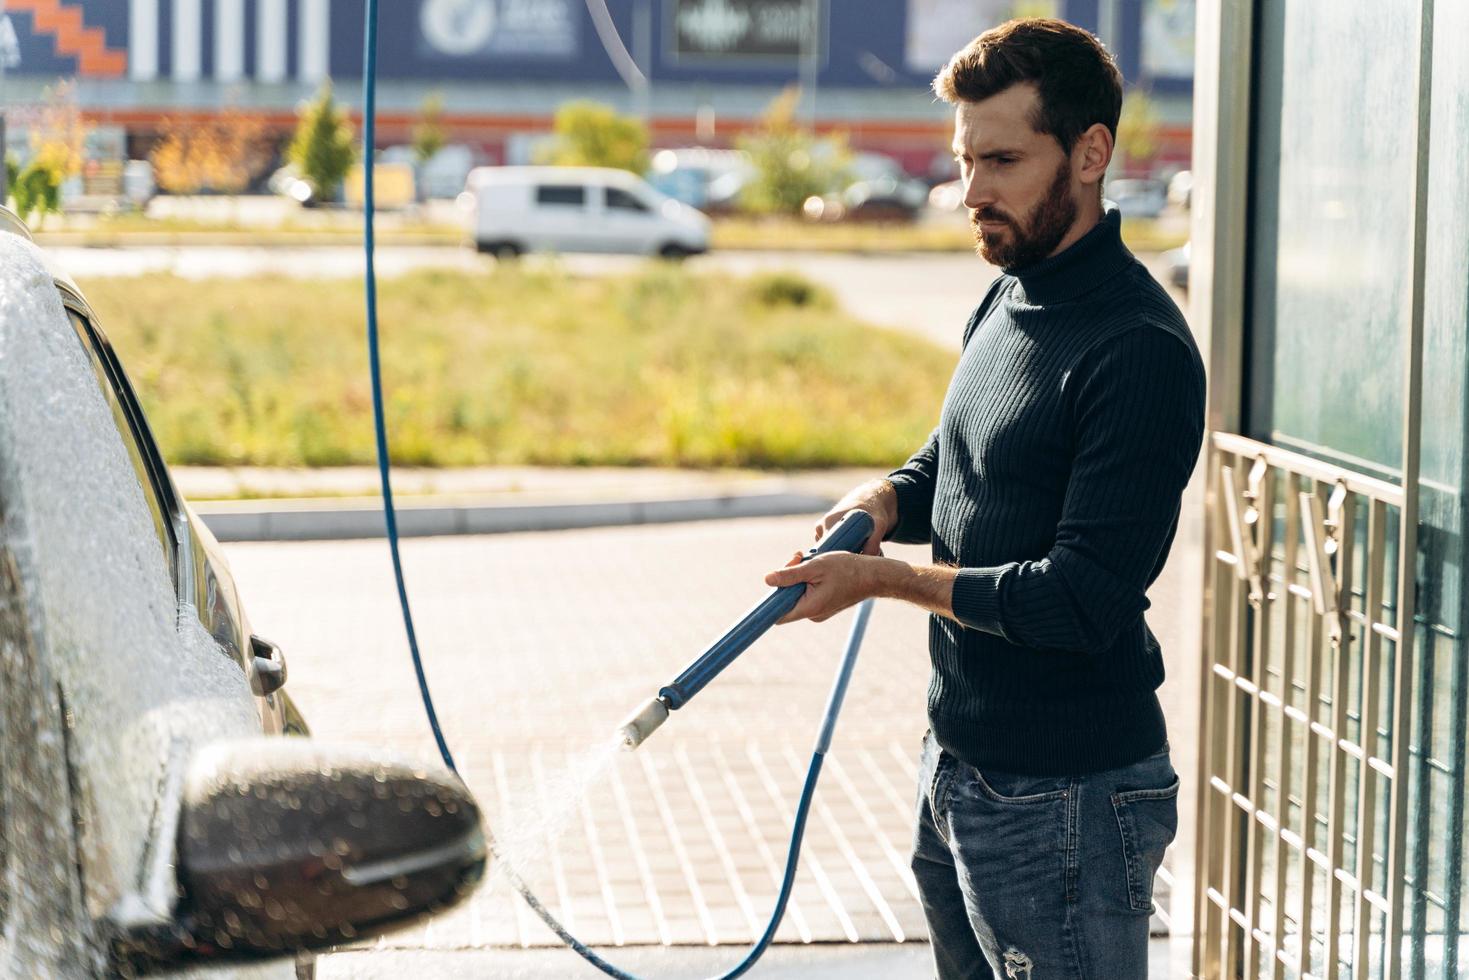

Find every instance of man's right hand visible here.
[814,479,898,556]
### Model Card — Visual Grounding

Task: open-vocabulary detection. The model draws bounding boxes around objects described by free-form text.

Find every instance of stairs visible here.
[8,0,127,78]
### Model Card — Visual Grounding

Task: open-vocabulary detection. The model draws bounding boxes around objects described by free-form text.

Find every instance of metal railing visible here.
[1194,432,1420,979]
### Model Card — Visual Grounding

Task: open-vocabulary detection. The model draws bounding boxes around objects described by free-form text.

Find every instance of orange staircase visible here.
[8,0,128,78]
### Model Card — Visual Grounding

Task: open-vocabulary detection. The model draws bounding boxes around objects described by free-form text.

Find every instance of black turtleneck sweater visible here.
[887,208,1205,777]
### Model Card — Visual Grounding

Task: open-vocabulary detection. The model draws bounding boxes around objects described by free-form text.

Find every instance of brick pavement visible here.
[224,512,1200,970]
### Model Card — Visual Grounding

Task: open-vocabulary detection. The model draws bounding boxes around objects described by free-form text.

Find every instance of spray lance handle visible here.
[617,509,876,750]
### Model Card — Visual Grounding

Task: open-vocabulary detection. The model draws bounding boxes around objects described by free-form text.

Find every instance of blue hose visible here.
[360,3,874,974]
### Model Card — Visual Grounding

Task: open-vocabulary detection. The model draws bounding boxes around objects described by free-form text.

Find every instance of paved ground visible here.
[314,940,1190,978]
[224,508,1203,977]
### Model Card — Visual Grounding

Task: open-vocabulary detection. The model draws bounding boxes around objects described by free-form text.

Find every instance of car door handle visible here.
[250,634,288,697]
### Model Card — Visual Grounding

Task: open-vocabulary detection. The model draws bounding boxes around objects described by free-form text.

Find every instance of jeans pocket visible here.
[968,765,1070,805]
[1111,777,1180,912]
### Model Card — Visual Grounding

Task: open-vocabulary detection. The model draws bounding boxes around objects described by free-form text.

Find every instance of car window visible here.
[605,187,651,213]
[535,185,586,207]
[63,309,176,570]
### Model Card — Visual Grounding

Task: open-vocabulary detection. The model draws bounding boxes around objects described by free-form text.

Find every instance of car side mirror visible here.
[115,738,485,971]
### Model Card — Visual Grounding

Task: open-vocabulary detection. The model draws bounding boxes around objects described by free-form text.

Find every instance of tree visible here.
[13,81,88,226]
[10,160,60,223]
[287,81,356,202]
[1115,88,1162,174]
[736,86,850,216]
[151,111,273,194]
[541,100,649,174]
[412,92,447,166]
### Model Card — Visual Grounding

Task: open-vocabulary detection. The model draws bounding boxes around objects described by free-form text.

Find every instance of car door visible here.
[43,297,266,917]
[0,537,97,977]
[602,184,661,253]
[58,298,288,730]
[531,182,595,253]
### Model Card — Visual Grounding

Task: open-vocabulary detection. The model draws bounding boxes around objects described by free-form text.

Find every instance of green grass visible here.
[78,266,955,469]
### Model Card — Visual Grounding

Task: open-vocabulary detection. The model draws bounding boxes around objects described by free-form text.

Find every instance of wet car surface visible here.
[0,208,484,978]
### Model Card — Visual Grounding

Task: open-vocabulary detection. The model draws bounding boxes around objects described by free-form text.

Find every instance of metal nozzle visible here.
[616,696,670,751]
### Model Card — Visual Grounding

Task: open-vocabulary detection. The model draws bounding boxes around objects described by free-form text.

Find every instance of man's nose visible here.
[963,173,993,213]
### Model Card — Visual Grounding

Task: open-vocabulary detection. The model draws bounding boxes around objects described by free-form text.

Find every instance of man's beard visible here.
[970,159,1079,271]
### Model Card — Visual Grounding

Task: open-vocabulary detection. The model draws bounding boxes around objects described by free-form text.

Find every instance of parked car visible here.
[803,173,930,224]
[927,178,965,212]
[1107,177,1169,219]
[0,206,486,978]
[380,144,480,201]
[465,165,710,258]
[267,164,315,205]
[646,146,753,212]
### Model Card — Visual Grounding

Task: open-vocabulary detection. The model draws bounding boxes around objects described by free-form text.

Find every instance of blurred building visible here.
[0,0,1192,179]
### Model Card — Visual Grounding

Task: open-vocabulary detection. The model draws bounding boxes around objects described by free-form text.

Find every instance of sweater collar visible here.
[1007,205,1133,306]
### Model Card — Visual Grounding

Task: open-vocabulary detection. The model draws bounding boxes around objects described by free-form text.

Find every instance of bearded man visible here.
[764,18,1206,979]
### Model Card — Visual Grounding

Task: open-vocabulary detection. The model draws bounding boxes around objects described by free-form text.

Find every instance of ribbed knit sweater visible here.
[887,207,1205,777]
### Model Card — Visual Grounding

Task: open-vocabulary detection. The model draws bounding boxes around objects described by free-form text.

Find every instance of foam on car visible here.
[0,236,262,943]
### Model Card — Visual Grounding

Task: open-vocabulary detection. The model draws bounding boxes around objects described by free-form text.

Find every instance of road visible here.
[53,244,998,350]
[223,513,1200,978]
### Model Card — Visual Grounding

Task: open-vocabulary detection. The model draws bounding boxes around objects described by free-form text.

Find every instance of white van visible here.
[465,166,710,258]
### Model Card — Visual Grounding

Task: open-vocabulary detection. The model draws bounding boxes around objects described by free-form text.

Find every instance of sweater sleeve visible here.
[950,326,1205,653]
[886,426,940,544]
[885,277,1012,546]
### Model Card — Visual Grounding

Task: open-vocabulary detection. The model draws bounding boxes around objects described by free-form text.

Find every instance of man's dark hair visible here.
[933,18,1123,154]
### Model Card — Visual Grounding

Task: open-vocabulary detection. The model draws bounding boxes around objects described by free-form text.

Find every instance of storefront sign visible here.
[669,0,820,62]
[418,0,578,60]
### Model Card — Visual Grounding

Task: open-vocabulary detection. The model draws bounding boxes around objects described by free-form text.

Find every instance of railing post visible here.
[1383,0,1432,975]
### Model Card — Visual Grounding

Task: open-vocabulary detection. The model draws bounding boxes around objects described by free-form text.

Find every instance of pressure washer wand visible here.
[616,509,875,750]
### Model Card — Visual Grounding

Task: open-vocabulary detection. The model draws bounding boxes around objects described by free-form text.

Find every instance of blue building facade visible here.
[0,1,1194,177]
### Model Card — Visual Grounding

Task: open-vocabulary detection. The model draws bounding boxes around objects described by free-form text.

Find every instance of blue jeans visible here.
[911,730,1178,979]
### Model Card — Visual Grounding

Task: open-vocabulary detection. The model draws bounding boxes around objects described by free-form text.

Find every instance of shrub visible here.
[541,101,649,174]
[287,81,357,201]
[736,87,850,216]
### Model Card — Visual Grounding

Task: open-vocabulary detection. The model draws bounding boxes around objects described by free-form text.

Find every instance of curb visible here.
[197,492,834,543]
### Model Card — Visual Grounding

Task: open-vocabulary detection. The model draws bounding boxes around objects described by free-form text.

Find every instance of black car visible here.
[0,207,485,978]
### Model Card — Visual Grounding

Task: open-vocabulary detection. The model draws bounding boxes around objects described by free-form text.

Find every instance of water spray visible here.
[616,509,875,751]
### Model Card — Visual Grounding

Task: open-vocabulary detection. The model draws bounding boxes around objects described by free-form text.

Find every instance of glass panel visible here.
[1372,907,1388,980]
[1343,753,1360,872]
[606,187,650,213]
[64,311,172,565]
[535,185,586,207]
[1338,883,1358,976]
[1379,635,1398,763]
[1422,0,1469,969]
[1247,2,1419,476]
[1262,704,1279,814]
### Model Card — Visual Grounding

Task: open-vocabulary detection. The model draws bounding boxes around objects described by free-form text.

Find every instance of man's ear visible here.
[1074,123,1113,189]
